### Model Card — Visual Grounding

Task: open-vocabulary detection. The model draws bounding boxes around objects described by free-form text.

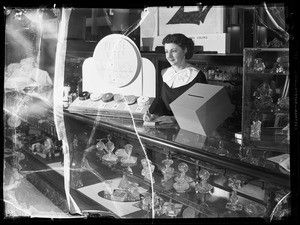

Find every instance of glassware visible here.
[250,120,262,141]
[104,180,113,198]
[195,169,213,208]
[253,82,274,110]
[225,176,243,211]
[244,203,266,217]
[120,144,137,165]
[96,139,106,152]
[162,199,182,217]
[271,190,291,219]
[141,158,155,183]
[124,143,132,155]
[140,192,164,217]
[173,163,190,193]
[163,199,176,217]
[216,140,228,156]
[276,97,289,111]
[282,123,290,143]
[253,58,265,72]
[102,136,118,162]
[161,158,174,182]
[96,139,106,159]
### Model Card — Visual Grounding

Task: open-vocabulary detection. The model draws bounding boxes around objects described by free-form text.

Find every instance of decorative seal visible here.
[124,95,137,105]
[113,94,124,103]
[90,92,103,101]
[79,91,90,101]
[101,92,114,102]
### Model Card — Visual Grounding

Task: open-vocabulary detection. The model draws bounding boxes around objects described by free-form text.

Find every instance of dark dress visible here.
[149,70,207,116]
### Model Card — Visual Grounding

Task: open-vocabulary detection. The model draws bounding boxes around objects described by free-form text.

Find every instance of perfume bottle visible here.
[141,158,155,183]
[173,163,190,193]
[102,136,118,162]
[121,144,137,165]
[161,158,175,182]
[195,168,213,208]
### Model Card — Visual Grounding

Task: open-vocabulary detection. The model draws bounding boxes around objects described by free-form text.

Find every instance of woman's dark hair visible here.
[162,33,195,59]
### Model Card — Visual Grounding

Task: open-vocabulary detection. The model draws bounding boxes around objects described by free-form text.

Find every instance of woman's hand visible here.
[153,116,176,124]
[143,112,159,122]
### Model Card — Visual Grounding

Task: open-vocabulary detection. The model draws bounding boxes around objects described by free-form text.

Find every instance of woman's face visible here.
[164,43,187,67]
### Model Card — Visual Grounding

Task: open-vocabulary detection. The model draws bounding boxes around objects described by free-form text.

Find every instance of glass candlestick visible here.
[225,177,243,211]
[195,169,213,208]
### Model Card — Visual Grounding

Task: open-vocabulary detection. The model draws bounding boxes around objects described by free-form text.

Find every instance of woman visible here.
[144,33,207,124]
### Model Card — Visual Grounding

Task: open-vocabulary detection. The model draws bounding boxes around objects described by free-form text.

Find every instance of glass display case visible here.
[242,48,290,152]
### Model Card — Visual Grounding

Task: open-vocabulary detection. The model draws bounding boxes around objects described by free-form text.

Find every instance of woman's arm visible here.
[153,115,176,124]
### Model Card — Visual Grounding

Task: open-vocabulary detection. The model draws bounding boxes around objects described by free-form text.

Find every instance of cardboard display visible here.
[170,83,234,136]
[82,34,156,97]
[73,34,156,119]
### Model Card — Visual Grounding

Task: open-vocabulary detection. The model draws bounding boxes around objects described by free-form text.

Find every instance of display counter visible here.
[4,103,291,219]
[61,109,291,218]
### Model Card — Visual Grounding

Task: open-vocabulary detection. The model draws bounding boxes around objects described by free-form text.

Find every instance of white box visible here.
[170,83,234,136]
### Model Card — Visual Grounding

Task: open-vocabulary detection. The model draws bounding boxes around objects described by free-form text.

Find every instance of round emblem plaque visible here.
[93,34,142,88]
